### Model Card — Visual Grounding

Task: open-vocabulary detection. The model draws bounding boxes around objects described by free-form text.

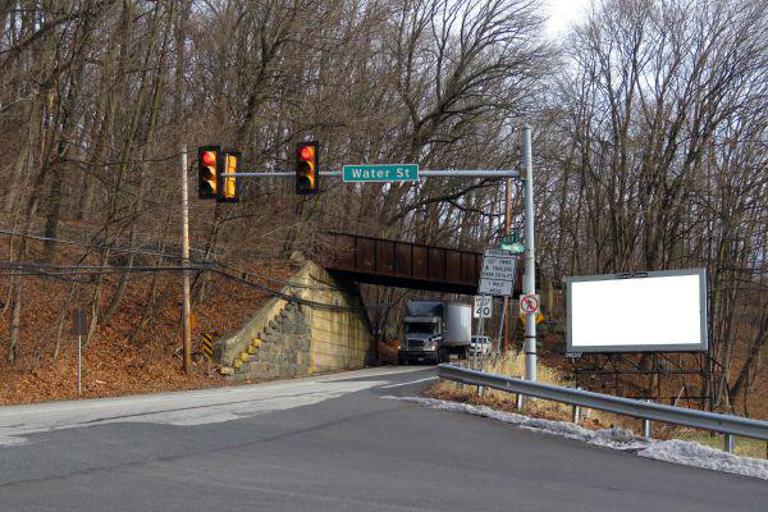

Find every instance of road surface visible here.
[0,366,765,511]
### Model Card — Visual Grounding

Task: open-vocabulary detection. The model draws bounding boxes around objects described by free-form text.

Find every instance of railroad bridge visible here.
[320,232,492,295]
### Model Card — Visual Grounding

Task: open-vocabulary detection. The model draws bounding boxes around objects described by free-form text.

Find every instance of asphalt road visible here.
[0,366,766,511]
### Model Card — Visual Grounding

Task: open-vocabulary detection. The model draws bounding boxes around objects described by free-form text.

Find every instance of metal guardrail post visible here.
[571,387,582,424]
[642,418,652,439]
[642,399,653,439]
[724,433,735,453]
[572,403,581,424]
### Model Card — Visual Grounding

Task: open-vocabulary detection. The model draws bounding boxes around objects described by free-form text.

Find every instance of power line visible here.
[209,268,371,313]
[0,227,212,259]
[212,260,358,292]
[0,259,391,313]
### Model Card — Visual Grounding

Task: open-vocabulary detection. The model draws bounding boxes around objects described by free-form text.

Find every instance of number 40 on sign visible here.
[473,296,492,319]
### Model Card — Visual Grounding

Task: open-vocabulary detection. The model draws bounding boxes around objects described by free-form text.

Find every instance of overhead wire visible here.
[0,258,392,313]
[0,227,212,258]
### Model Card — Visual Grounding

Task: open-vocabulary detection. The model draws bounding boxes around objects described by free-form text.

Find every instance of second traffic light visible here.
[217,150,240,203]
[295,141,319,195]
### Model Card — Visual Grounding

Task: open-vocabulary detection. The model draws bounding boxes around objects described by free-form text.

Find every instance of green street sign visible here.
[500,233,525,254]
[342,164,419,183]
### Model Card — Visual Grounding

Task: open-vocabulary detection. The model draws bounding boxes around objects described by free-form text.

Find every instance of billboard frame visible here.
[566,268,708,354]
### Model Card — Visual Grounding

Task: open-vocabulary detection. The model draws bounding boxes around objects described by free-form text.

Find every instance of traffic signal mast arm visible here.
[220,169,521,178]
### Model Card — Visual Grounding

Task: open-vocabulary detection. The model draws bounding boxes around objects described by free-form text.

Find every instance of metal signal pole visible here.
[181,144,192,373]
[522,125,537,384]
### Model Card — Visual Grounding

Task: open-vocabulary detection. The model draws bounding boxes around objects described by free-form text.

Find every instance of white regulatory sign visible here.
[473,296,492,319]
[478,249,517,297]
[520,294,540,315]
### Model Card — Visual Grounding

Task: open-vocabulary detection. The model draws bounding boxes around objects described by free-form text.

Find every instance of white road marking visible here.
[380,376,437,389]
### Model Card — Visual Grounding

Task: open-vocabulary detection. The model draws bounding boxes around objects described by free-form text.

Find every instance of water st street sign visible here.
[342,164,419,182]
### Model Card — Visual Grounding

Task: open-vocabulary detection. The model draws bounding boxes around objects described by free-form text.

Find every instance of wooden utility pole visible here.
[503,176,512,353]
[181,143,192,373]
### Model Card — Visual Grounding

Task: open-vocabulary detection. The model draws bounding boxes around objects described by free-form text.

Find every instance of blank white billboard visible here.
[566,269,708,353]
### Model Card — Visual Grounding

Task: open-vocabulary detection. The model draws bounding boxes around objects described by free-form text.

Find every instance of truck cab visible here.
[399,315,443,364]
[398,301,471,364]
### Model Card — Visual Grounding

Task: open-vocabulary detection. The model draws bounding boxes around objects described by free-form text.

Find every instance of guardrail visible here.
[438,364,768,452]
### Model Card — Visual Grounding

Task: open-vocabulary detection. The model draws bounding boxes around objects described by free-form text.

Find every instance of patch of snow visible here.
[638,440,768,480]
[0,435,27,447]
[385,395,768,481]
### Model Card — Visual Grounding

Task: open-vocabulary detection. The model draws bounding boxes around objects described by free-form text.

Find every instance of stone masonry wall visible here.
[216,259,373,381]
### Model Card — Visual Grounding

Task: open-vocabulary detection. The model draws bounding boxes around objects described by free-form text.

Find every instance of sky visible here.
[545,0,592,36]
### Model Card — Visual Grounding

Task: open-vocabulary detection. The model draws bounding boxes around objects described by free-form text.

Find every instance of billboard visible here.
[566,269,708,353]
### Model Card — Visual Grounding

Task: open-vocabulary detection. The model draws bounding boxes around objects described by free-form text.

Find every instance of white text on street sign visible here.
[342,164,419,182]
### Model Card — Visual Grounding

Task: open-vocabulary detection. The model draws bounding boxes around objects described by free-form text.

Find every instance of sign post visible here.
[72,308,88,397]
[473,295,492,369]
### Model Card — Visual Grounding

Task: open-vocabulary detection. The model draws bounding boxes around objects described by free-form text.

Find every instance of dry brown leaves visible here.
[0,243,292,405]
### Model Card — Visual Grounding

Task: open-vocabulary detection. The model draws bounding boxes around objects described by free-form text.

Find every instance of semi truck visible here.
[398,301,472,364]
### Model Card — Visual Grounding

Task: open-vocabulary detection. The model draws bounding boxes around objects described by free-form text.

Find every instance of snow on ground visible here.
[386,395,768,481]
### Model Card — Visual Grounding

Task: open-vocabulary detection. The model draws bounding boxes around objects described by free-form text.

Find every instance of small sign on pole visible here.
[519,294,541,315]
[72,308,88,336]
[473,296,492,319]
[202,333,214,361]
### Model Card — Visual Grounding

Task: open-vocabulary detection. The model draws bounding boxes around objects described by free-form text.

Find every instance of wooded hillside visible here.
[1,0,767,413]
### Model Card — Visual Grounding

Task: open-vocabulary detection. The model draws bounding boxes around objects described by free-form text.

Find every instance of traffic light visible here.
[295,141,319,194]
[198,145,220,200]
[217,150,240,202]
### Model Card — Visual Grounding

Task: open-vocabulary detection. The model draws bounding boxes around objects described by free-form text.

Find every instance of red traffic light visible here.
[295,141,319,195]
[299,145,314,161]
[198,146,220,199]
[201,151,216,166]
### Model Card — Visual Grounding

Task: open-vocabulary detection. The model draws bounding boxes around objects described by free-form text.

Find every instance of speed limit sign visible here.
[473,296,492,319]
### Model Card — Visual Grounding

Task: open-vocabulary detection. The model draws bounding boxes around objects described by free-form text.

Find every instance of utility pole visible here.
[181,143,192,373]
[503,175,512,353]
[522,125,537,383]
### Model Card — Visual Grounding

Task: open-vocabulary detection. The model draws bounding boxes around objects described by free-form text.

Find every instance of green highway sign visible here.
[342,164,419,183]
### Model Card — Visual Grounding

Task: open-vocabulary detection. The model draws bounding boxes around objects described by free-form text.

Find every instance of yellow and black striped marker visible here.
[202,333,214,360]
